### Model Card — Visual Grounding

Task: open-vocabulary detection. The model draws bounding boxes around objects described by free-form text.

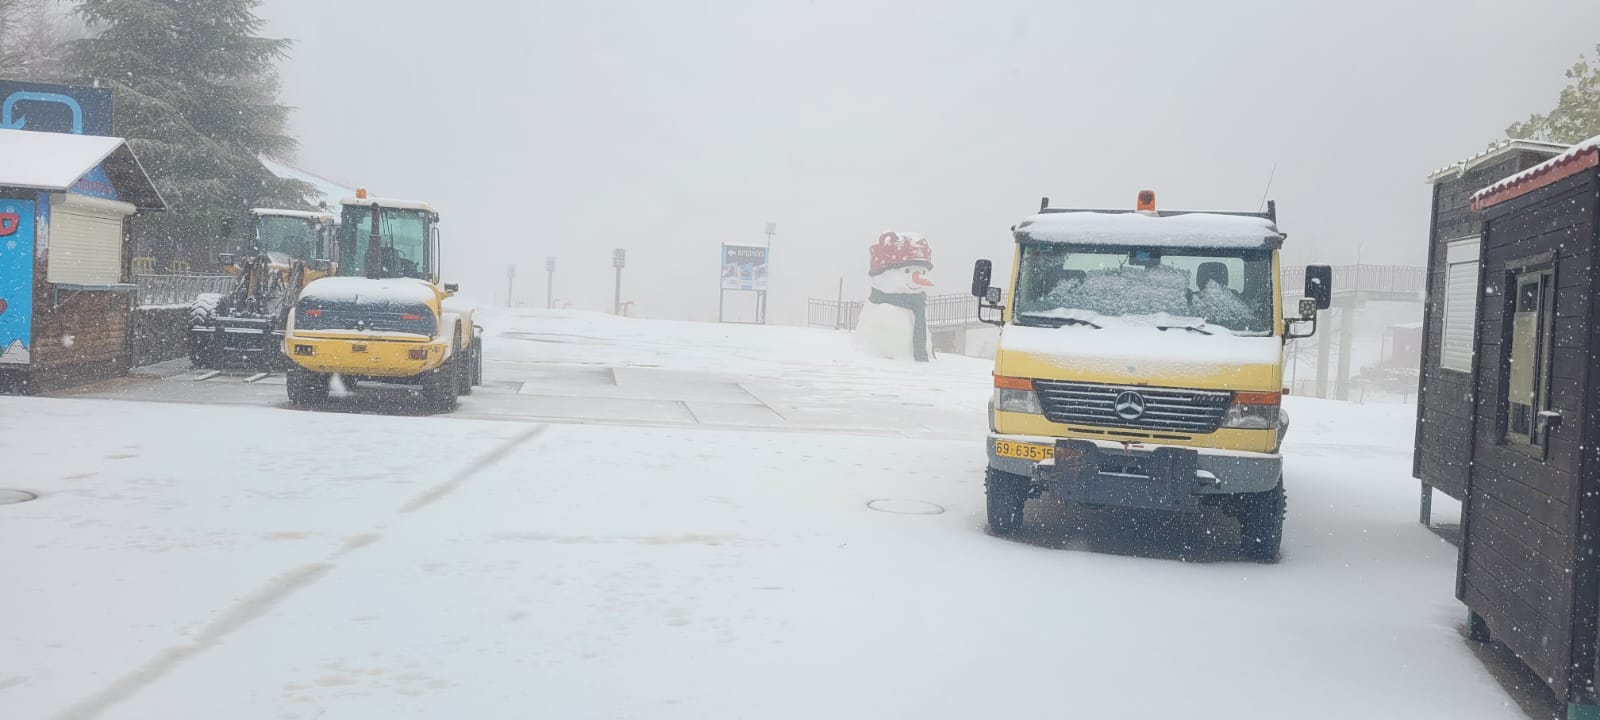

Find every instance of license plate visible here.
[995,439,1055,461]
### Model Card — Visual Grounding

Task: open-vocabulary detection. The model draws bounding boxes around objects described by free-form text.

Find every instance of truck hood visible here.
[995,324,1283,391]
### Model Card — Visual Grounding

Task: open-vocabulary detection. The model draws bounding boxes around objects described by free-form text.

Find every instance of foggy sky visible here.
[260,0,1600,324]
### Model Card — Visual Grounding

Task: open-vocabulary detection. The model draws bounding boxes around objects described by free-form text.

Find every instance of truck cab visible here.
[972,192,1331,561]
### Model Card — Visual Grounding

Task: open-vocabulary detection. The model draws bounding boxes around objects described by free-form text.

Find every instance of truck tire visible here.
[455,334,473,396]
[1237,479,1286,562]
[986,468,1030,537]
[470,337,484,386]
[188,293,223,368]
[286,367,329,407]
[188,293,222,327]
[424,354,459,413]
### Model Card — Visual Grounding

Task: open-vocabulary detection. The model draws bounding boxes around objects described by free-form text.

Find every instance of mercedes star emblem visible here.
[1113,390,1147,420]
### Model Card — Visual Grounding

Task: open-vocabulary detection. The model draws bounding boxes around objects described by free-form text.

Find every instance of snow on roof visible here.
[259,156,358,212]
[1472,134,1600,210]
[1424,138,1569,184]
[251,208,336,222]
[341,196,437,213]
[0,129,164,210]
[1014,211,1283,250]
[300,276,438,305]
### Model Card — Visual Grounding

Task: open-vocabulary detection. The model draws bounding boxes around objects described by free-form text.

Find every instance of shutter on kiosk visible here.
[48,194,135,284]
[1439,237,1480,373]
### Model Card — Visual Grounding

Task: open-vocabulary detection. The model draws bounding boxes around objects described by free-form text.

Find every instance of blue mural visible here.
[0,198,35,365]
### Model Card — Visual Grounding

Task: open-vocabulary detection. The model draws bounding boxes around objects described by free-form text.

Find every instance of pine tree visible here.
[1506,44,1600,144]
[67,0,312,270]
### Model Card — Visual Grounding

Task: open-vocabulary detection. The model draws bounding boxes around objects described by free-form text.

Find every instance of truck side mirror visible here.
[972,259,993,298]
[1305,264,1331,308]
[1304,265,1332,311]
[443,282,459,293]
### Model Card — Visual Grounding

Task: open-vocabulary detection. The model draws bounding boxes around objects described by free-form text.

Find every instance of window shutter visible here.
[1439,238,1480,372]
[47,194,134,285]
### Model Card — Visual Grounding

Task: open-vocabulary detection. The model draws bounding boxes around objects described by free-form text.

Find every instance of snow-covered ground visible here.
[1,309,1525,719]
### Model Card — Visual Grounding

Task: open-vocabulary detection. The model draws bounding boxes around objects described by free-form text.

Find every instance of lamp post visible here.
[545,256,556,309]
[506,263,516,307]
[612,249,626,315]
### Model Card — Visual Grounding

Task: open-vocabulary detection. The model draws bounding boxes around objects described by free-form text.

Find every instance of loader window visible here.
[256,216,318,262]
[337,207,432,280]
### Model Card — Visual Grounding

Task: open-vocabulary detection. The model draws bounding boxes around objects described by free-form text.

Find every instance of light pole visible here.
[545,256,556,310]
[612,249,626,315]
[761,221,776,324]
[506,263,516,307]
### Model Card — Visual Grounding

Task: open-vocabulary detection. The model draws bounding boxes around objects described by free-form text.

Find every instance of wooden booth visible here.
[0,129,164,392]
[1423,135,1600,718]
[1415,140,1567,522]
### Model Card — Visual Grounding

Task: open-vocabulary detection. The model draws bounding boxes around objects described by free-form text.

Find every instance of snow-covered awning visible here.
[0,128,165,211]
[1472,134,1600,210]
[1013,211,1284,250]
[259,156,357,212]
[1424,139,1569,185]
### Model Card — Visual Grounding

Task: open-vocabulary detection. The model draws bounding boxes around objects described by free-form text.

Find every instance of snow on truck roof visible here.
[1014,211,1284,250]
[341,197,437,213]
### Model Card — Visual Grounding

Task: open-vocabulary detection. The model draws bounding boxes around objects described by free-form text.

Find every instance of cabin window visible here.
[1501,267,1554,451]
[1439,237,1479,372]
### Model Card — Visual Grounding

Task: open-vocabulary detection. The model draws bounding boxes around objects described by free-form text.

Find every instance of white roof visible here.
[0,129,125,190]
[1471,133,1600,204]
[251,208,336,222]
[1014,211,1284,249]
[341,196,437,213]
[1425,138,1570,184]
[259,156,357,211]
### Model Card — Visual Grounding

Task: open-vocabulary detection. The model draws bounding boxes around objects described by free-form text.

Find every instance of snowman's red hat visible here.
[869,232,933,275]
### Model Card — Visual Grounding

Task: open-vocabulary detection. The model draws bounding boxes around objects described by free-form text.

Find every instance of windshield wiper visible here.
[1022,315,1101,329]
[1157,324,1213,335]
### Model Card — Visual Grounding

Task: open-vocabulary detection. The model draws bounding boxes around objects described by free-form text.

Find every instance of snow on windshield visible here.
[1015,245,1275,335]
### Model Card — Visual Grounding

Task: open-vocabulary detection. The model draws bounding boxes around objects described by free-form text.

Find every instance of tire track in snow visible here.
[50,424,547,720]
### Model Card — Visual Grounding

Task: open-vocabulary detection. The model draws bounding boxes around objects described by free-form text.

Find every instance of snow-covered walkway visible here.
[1,310,1525,719]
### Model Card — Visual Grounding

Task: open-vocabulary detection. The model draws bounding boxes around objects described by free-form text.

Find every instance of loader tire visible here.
[188,293,223,368]
[286,367,330,407]
[455,333,473,397]
[188,293,222,327]
[424,355,459,413]
[470,337,484,386]
[986,468,1030,537]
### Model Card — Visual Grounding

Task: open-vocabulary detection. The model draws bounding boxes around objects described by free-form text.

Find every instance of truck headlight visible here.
[994,376,1041,414]
[1222,392,1281,429]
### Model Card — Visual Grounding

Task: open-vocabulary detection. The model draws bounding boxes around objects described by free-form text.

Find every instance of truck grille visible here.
[1032,380,1233,434]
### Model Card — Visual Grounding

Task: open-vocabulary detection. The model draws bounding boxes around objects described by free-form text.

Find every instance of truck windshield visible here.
[337,206,430,279]
[256,216,319,261]
[1014,243,1275,335]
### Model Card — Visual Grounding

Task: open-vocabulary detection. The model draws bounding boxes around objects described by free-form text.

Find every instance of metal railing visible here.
[134,273,235,307]
[807,292,981,330]
[1282,264,1426,298]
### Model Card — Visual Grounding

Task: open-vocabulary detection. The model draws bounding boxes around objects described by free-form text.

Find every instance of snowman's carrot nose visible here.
[912,271,933,287]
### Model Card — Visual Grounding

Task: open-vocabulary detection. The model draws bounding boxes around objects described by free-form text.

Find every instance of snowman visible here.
[854,231,935,361]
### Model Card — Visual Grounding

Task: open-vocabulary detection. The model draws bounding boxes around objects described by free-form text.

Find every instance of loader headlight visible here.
[993,376,1042,414]
[1221,392,1281,429]
[293,344,314,356]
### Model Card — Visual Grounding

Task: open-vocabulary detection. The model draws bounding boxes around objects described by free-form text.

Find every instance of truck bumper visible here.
[987,434,1281,512]
[283,335,448,378]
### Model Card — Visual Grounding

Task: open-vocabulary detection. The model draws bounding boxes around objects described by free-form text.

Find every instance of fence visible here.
[807,292,980,330]
[134,274,234,308]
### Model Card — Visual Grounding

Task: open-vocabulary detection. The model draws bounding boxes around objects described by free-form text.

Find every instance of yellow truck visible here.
[970,192,1331,561]
[282,192,482,412]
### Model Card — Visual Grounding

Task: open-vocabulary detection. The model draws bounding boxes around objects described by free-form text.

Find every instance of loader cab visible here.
[248,209,338,268]
[335,195,440,283]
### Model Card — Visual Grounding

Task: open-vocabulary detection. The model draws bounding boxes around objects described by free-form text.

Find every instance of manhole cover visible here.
[867,498,944,515]
[0,489,38,505]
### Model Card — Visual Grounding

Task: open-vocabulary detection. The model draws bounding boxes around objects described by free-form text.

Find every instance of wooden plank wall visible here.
[1461,171,1599,702]
[1416,152,1560,499]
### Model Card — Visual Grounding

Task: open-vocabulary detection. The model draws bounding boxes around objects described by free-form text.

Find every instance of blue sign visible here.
[0,80,113,136]
[721,244,769,291]
[0,198,35,365]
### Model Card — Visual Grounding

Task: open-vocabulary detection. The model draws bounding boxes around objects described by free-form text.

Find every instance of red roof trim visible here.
[1472,148,1599,211]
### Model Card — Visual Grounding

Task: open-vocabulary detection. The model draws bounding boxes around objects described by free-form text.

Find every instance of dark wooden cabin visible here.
[1415,140,1566,522]
[1452,136,1600,717]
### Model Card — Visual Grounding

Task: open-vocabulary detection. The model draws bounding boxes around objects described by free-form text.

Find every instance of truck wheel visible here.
[286,367,329,406]
[470,337,484,386]
[188,293,222,368]
[188,293,222,327]
[424,355,459,413]
[1237,479,1286,562]
[455,336,473,396]
[986,468,1030,537]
